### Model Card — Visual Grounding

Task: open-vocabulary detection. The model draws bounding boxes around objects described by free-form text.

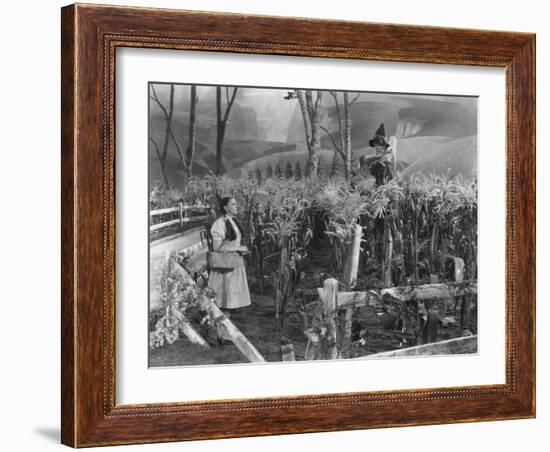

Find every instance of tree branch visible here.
[222,87,239,124]
[150,84,169,120]
[311,90,324,128]
[149,137,162,162]
[169,128,185,169]
[314,90,323,112]
[150,84,186,169]
[320,125,344,159]
[349,93,361,105]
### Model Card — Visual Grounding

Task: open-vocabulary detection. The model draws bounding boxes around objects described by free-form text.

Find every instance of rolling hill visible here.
[148,85,478,189]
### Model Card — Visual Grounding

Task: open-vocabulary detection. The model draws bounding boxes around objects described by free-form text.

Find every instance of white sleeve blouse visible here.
[210,218,226,243]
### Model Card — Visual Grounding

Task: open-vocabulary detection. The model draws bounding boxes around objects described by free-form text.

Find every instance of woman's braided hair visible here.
[219,197,243,241]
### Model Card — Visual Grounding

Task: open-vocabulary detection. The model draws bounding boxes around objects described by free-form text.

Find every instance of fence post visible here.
[460,296,471,329]
[322,278,339,359]
[178,201,184,227]
[383,226,394,287]
[338,305,354,359]
[198,294,266,363]
[170,306,210,347]
[275,236,289,331]
[280,337,296,361]
[423,308,440,344]
[344,224,362,290]
[390,136,398,179]
[304,329,320,360]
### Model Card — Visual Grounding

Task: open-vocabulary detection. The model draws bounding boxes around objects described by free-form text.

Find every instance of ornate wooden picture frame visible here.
[61,3,535,447]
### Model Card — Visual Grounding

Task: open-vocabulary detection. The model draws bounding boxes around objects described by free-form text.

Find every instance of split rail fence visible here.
[301,277,478,361]
[149,203,211,233]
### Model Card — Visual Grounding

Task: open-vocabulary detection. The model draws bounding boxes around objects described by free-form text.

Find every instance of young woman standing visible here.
[207,197,251,310]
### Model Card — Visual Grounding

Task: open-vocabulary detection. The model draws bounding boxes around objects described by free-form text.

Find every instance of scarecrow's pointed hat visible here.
[369,123,390,148]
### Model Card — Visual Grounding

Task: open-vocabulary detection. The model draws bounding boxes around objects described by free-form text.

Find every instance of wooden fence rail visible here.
[308,278,477,361]
[364,335,478,358]
[149,203,211,232]
[335,281,477,309]
[165,255,265,363]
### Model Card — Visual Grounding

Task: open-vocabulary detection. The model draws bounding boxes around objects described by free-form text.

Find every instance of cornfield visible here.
[151,170,477,334]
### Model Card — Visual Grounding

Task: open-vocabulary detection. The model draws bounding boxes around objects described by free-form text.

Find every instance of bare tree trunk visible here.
[328,91,345,177]
[308,91,323,178]
[324,91,352,180]
[343,92,352,181]
[215,86,238,175]
[161,85,174,183]
[185,84,197,180]
[150,84,178,189]
[215,87,224,175]
[149,137,170,190]
[295,90,324,179]
[295,90,313,170]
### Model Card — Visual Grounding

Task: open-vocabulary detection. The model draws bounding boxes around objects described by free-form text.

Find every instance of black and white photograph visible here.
[147,83,478,367]
[2,0,543,450]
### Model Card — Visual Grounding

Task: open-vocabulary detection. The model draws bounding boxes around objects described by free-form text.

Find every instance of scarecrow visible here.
[362,123,401,287]
[362,123,395,186]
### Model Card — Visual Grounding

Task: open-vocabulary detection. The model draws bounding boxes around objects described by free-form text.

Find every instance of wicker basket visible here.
[207,251,241,271]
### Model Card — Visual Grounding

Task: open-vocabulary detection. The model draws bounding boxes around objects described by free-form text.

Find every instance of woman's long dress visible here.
[207,216,252,309]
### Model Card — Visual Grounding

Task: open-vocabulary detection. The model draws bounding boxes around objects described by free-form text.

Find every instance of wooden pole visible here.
[167,255,265,363]
[280,337,296,361]
[337,305,354,359]
[460,295,471,329]
[275,236,289,330]
[363,335,478,358]
[163,257,211,347]
[198,295,266,363]
[332,282,477,311]
[390,136,397,179]
[423,308,440,344]
[381,281,477,302]
[383,226,393,287]
[169,306,210,347]
[304,329,320,360]
[343,224,362,290]
[322,278,339,360]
